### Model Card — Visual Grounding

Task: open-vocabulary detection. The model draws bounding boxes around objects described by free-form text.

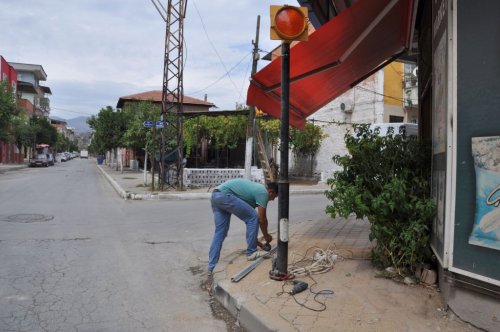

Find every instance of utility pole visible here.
[244,15,260,180]
[160,0,186,190]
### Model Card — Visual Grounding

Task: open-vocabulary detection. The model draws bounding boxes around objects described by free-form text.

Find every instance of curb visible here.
[213,279,293,332]
[98,165,327,201]
[0,165,27,173]
[97,165,129,199]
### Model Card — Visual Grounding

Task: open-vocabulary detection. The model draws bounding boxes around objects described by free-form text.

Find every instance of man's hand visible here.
[257,240,271,252]
[264,233,273,243]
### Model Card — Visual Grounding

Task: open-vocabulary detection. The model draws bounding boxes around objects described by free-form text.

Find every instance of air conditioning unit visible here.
[340,101,353,113]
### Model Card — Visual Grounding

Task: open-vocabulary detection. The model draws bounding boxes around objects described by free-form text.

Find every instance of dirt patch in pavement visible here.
[200,273,246,332]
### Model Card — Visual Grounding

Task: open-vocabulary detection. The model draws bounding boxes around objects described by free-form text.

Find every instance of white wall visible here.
[305,72,385,182]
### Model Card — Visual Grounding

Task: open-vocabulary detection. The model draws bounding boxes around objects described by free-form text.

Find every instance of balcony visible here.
[403,73,418,109]
[17,99,35,114]
[39,97,50,110]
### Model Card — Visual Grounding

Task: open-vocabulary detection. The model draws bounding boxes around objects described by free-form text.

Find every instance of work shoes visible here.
[247,250,270,261]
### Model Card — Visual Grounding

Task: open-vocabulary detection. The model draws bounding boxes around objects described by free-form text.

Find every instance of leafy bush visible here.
[290,122,327,157]
[258,119,326,157]
[325,124,435,273]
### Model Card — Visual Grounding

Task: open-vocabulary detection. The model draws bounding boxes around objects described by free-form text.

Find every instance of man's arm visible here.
[257,206,273,243]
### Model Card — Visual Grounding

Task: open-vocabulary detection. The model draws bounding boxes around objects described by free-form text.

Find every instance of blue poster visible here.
[469,136,500,250]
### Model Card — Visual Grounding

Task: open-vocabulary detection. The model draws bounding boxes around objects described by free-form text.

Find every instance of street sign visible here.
[155,121,165,128]
[143,120,154,128]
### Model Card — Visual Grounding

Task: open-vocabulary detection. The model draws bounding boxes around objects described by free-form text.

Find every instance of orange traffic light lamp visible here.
[270,5,308,42]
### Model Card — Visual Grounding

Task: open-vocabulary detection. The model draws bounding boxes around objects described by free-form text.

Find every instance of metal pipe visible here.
[231,247,277,282]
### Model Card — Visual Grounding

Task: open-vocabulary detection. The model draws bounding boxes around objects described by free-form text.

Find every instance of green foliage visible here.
[11,113,58,151]
[12,114,34,150]
[325,124,435,272]
[0,80,19,142]
[258,119,280,146]
[259,119,326,158]
[290,122,326,157]
[183,115,247,157]
[29,116,58,147]
[121,101,163,152]
[53,133,78,152]
[87,106,130,154]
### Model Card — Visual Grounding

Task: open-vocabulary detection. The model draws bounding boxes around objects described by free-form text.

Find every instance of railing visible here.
[183,168,265,188]
[39,97,50,109]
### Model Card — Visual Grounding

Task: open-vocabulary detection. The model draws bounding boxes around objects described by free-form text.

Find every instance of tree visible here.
[258,119,280,147]
[183,115,247,166]
[0,80,19,142]
[87,106,130,156]
[122,101,161,151]
[30,116,57,147]
[290,122,326,158]
[12,114,34,151]
[121,101,173,180]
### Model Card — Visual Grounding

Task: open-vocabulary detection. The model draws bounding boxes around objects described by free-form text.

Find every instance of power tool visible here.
[257,240,271,251]
[289,280,308,295]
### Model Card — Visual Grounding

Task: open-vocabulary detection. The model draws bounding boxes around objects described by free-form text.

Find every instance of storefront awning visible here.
[247,0,415,129]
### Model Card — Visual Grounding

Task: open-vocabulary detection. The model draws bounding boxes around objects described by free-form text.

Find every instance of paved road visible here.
[0,160,331,332]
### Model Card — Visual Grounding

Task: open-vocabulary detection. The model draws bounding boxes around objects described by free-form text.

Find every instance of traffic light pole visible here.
[272,41,291,280]
[267,4,307,280]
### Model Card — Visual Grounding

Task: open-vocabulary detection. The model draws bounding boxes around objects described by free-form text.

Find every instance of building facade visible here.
[9,62,51,118]
[0,56,22,163]
[249,1,499,329]
[300,61,418,181]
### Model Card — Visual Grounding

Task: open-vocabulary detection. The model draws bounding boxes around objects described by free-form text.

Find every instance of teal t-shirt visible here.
[217,179,269,208]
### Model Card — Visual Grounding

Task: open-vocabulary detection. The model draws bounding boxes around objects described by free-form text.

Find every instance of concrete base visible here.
[213,280,292,332]
[439,266,500,331]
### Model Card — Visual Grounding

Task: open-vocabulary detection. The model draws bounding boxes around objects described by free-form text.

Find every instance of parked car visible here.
[56,153,66,162]
[29,154,50,167]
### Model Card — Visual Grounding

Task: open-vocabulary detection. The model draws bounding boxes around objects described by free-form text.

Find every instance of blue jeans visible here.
[208,191,259,271]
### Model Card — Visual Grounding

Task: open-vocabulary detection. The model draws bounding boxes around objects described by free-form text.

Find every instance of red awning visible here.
[247,0,415,129]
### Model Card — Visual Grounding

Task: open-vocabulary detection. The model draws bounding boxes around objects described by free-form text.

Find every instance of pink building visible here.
[0,56,23,164]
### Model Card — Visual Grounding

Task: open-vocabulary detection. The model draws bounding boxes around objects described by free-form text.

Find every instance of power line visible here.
[49,107,95,117]
[192,0,240,95]
[354,85,405,103]
[187,50,252,96]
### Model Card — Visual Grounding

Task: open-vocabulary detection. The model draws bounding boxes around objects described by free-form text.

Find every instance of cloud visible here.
[0,0,279,119]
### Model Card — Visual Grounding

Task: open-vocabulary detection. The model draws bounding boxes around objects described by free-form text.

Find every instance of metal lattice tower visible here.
[160,0,186,190]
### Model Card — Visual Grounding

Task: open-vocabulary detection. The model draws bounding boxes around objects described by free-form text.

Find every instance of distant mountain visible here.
[67,116,91,133]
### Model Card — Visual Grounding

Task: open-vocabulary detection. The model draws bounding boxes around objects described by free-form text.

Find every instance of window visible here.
[389,115,404,123]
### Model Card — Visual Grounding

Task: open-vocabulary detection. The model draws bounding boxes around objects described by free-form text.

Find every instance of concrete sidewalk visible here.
[96,164,329,200]
[96,163,477,332]
[210,218,477,332]
[0,163,27,173]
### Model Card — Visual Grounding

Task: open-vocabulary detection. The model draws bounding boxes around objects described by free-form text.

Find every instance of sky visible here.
[0,0,281,119]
